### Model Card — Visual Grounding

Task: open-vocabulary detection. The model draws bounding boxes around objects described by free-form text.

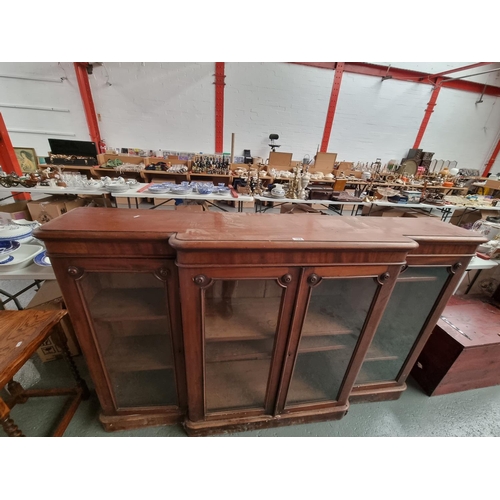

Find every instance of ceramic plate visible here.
[106,186,129,193]
[0,240,21,256]
[34,250,51,267]
[0,255,14,265]
[0,244,43,271]
[148,187,170,194]
[399,160,418,176]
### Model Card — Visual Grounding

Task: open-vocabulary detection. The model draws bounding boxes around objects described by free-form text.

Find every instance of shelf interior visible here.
[89,287,168,321]
[112,369,178,408]
[205,359,271,412]
[104,334,174,372]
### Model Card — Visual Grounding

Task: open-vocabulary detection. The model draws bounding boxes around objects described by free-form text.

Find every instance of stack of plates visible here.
[0,224,33,244]
[34,250,51,267]
[0,244,43,271]
[148,184,171,194]
[171,187,191,195]
[0,240,21,256]
[105,183,129,193]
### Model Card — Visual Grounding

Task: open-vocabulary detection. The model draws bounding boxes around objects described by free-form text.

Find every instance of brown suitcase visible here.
[307,186,333,200]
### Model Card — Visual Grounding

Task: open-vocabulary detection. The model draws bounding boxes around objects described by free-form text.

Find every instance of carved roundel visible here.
[155,267,170,281]
[307,273,320,286]
[377,272,390,285]
[193,274,209,287]
[67,266,84,280]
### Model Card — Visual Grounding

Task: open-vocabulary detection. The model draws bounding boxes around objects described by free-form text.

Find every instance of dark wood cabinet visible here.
[349,219,482,403]
[35,209,484,435]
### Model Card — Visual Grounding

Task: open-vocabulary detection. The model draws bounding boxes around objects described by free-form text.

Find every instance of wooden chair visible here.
[0,310,89,437]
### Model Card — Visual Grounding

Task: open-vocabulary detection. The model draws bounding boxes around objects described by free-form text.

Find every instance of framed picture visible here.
[14,148,38,173]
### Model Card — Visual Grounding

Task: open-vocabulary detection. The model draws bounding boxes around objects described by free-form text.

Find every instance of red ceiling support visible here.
[320,63,345,153]
[483,135,500,177]
[425,62,492,80]
[290,62,500,97]
[214,62,225,154]
[0,113,30,201]
[413,79,443,149]
[74,63,102,149]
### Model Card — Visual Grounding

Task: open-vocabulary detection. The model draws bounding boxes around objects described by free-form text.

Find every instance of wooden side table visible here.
[0,310,89,437]
[411,295,500,396]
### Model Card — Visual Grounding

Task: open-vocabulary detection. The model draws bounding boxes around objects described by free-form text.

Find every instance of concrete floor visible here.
[2,201,500,437]
[3,352,500,437]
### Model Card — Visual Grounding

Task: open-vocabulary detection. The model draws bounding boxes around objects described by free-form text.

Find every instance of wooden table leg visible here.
[7,379,28,404]
[51,324,90,400]
[0,397,25,437]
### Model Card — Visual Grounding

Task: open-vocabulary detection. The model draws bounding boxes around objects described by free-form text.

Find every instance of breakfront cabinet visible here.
[35,209,484,435]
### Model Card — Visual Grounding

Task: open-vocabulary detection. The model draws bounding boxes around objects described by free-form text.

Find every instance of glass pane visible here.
[287,277,378,406]
[204,279,283,412]
[78,272,178,408]
[355,267,449,385]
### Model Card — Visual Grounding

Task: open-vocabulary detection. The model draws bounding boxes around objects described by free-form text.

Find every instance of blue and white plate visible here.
[0,255,14,265]
[0,240,21,256]
[34,250,51,267]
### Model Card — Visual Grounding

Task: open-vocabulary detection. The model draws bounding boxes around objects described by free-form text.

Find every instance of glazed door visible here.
[63,259,186,413]
[277,265,402,412]
[353,265,453,389]
[179,268,300,422]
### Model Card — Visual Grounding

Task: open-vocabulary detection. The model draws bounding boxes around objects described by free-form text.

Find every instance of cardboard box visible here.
[280,203,322,214]
[362,205,407,217]
[0,201,32,224]
[402,209,439,218]
[97,153,146,166]
[27,196,86,223]
[268,152,293,168]
[485,178,500,191]
[449,209,499,228]
[337,162,354,172]
[114,196,144,206]
[312,152,337,174]
[348,170,362,178]
[153,198,176,207]
[26,281,80,362]
[175,204,205,212]
[82,196,113,208]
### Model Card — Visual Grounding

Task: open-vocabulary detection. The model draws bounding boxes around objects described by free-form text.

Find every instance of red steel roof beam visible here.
[413,79,443,149]
[0,113,30,201]
[320,63,345,153]
[214,62,226,154]
[74,62,102,148]
[424,62,492,80]
[483,135,500,177]
[290,62,500,97]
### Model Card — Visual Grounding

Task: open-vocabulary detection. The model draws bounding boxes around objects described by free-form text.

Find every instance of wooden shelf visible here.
[396,276,438,283]
[143,171,189,178]
[205,335,351,364]
[90,288,168,321]
[204,297,353,341]
[190,173,232,178]
[365,344,398,362]
[206,338,274,363]
[105,334,174,372]
[299,335,350,353]
[205,358,270,412]
[112,368,178,407]
[205,297,281,341]
[301,309,353,337]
